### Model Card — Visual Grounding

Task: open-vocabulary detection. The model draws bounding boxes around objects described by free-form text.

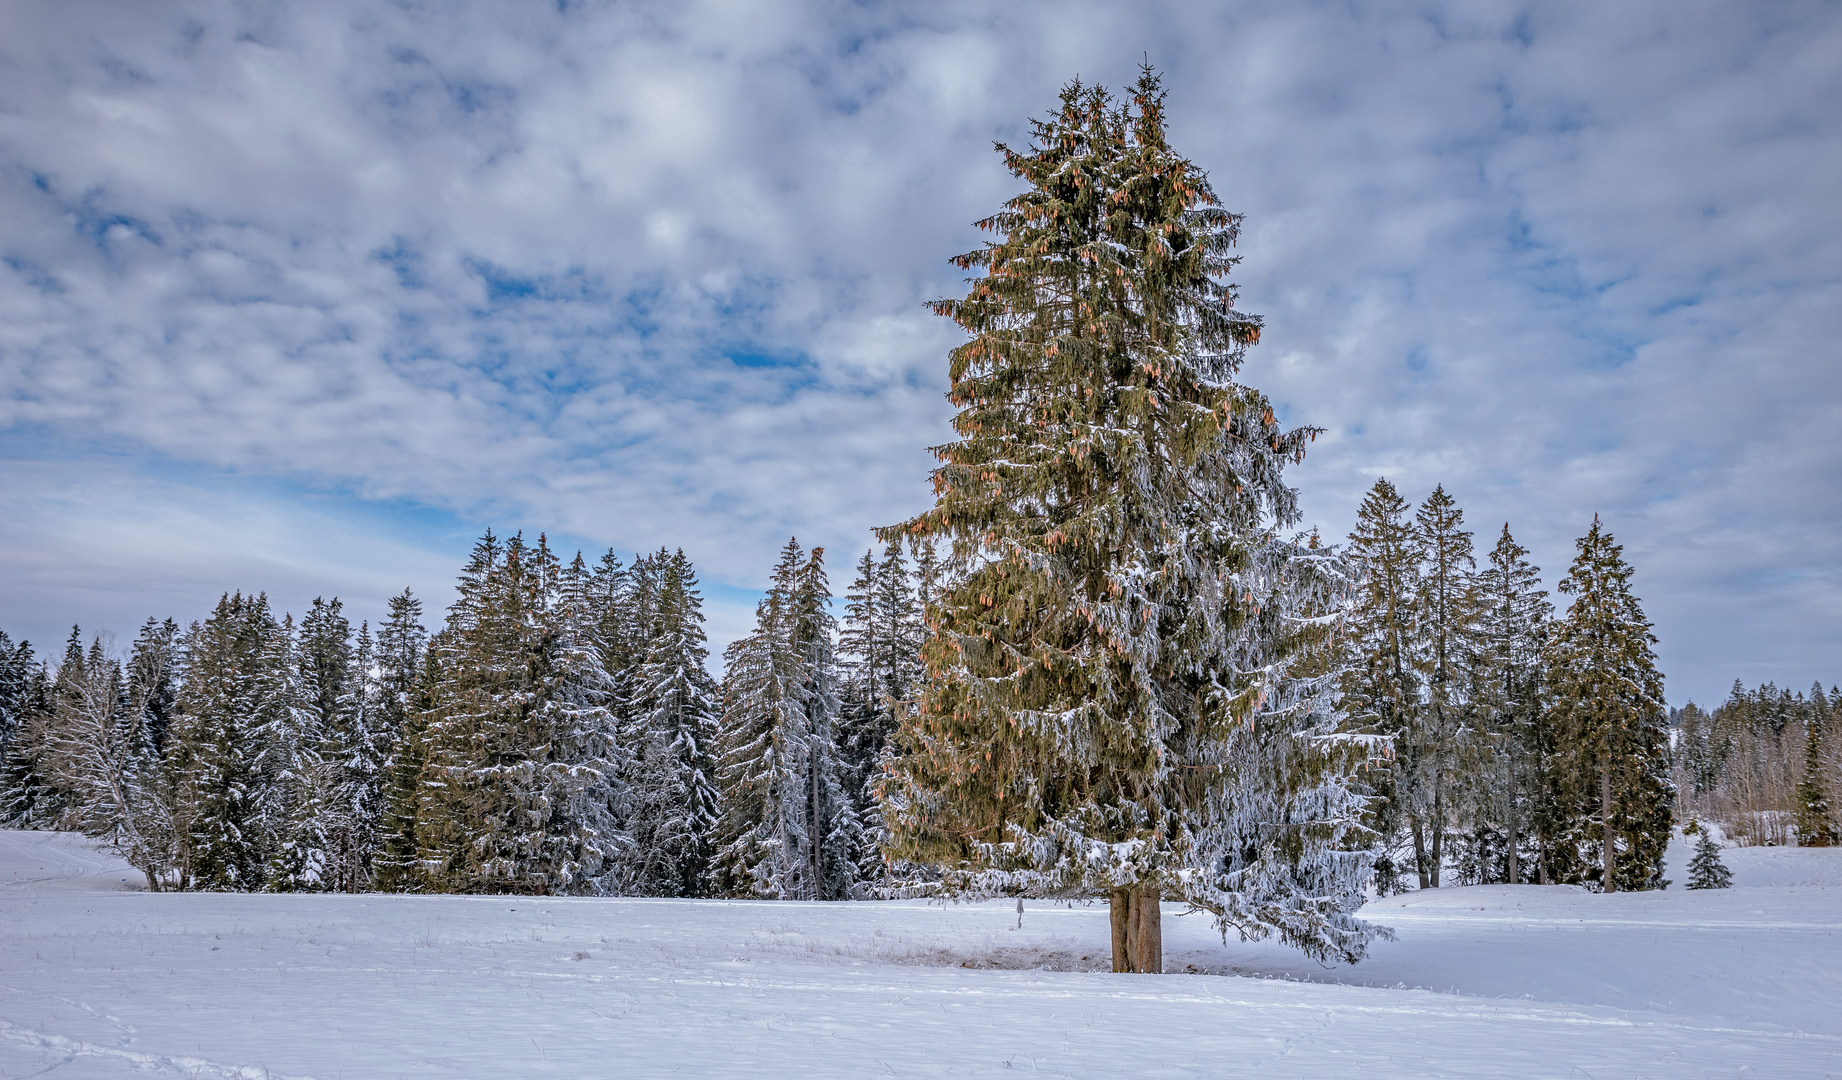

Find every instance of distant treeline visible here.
[1675,683,1841,848]
[0,531,934,896]
[1337,478,1836,895]
[3,495,1835,900]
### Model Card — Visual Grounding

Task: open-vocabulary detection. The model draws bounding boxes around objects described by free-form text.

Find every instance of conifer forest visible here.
[2,73,1836,979]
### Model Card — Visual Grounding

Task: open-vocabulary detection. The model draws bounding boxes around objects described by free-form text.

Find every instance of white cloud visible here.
[0,0,1837,703]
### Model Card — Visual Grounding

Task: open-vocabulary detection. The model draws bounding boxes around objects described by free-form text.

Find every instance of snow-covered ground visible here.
[1,830,1837,1078]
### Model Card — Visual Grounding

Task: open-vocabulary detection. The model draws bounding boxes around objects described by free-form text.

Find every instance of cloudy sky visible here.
[2,0,1837,707]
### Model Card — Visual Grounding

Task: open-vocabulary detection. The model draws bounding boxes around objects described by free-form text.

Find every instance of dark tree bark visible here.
[1411,818,1430,890]
[1109,883,1164,972]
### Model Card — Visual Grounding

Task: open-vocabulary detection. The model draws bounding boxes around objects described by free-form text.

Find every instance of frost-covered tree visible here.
[622,549,722,896]
[1469,525,1549,885]
[716,541,813,897]
[716,540,857,900]
[169,593,293,890]
[839,540,923,885]
[0,634,58,828]
[1685,827,1732,889]
[125,618,181,759]
[414,532,629,894]
[1796,683,1838,847]
[1341,479,1421,892]
[0,632,32,765]
[794,546,861,901]
[370,590,430,892]
[263,600,344,891]
[40,630,175,888]
[268,597,386,892]
[1406,486,1479,887]
[880,71,1382,970]
[1544,518,1672,892]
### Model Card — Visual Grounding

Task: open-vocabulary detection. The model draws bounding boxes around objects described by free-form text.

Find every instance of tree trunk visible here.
[1108,883,1163,973]
[1430,784,1445,888]
[1110,888,1131,972]
[1503,807,1517,884]
[1411,818,1430,889]
[1133,882,1163,973]
[1601,752,1617,894]
[1503,755,1517,884]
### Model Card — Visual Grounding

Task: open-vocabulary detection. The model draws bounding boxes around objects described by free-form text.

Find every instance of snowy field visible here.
[2,830,1838,1078]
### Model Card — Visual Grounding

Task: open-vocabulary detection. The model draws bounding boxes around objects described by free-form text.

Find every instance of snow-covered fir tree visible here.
[838,539,923,886]
[1406,485,1479,888]
[125,618,181,759]
[413,532,629,895]
[1544,518,1673,892]
[716,540,857,900]
[264,600,343,891]
[1796,683,1838,846]
[370,590,430,891]
[1341,478,1421,893]
[793,547,861,901]
[716,542,810,897]
[1686,826,1732,889]
[1468,525,1550,885]
[168,593,293,890]
[267,596,387,892]
[880,71,1383,970]
[0,632,32,769]
[622,549,723,896]
[0,634,58,828]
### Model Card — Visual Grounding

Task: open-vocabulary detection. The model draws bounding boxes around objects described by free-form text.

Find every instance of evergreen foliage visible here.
[413,532,628,895]
[1406,485,1478,888]
[1341,479,1421,893]
[168,594,292,890]
[839,540,925,886]
[371,590,429,891]
[623,549,722,896]
[1795,684,1838,846]
[879,71,1381,968]
[1543,518,1672,892]
[0,632,55,827]
[715,540,858,900]
[1469,526,1550,885]
[1677,681,1840,848]
[1685,827,1732,889]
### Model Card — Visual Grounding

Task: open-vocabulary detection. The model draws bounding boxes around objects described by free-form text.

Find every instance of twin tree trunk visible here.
[1108,883,1164,973]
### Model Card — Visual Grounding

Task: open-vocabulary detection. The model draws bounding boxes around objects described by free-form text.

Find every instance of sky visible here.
[1,0,1837,708]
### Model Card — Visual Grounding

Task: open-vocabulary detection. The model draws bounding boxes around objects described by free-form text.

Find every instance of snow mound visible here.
[0,829,144,893]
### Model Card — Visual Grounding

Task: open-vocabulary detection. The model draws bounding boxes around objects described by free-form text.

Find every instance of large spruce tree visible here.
[623,549,723,896]
[1340,478,1421,891]
[839,540,924,885]
[169,593,292,890]
[370,590,430,891]
[1408,485,1479,887]
[1470,525,1549,885]
[882,71,1380,969]
[715,540,858,900]
[1796,683,1838,846]
[1543,517,1672,892]
[413,533,628,895]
